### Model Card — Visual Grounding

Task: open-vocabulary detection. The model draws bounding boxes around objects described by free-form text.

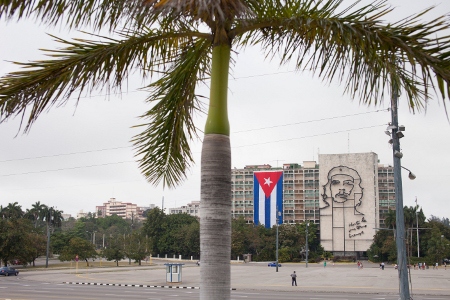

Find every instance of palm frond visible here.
[233,0,450,112]
[132,38,211,188]
[0,0,253,31]
[0,28,211,130]
[0,0,158,31]
[1,0,125,30]
[146,0,252,23]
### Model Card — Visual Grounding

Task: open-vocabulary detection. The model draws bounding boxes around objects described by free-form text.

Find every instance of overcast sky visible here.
[1,1,450,220]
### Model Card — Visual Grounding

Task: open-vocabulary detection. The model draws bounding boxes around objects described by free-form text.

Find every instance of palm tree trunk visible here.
[200,44,231,299]
[200,134,231,299]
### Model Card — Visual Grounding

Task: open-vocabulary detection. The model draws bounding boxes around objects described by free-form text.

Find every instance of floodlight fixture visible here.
[394,150,403,158]
[386,124,397,131]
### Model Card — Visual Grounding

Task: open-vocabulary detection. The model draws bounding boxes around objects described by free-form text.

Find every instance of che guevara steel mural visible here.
[320,166,367,239]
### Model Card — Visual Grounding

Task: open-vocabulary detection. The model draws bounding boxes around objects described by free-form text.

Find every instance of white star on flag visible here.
[264,177,273,186]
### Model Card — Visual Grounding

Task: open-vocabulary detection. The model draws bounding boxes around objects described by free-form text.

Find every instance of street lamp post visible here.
[305,222,309,268]
[276,210,281,272]
[416,198,420,258]
[390,86,410,300]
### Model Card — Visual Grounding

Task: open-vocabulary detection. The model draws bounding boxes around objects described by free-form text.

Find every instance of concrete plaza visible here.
[21,259,450,297]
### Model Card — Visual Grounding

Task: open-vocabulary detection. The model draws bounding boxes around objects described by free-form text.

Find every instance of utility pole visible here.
[390,86,410,300]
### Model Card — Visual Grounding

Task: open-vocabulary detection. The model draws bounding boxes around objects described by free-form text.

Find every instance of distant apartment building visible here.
[231,161,320,225]
[76,210,89,219]
[169,201,200,218]
[96,198,147,221]
[377,164,395,227]
[61,213,72,220]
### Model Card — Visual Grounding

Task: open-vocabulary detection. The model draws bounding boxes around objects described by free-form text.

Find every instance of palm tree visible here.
[2,202,24,219]
[2,0,450,298]
[385,208,397,230]
[40,206,64,267]
[29,201,46,228]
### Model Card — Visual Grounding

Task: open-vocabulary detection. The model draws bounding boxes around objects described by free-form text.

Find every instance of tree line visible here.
[2,201,448,267]
[1,202,324,266]
[368,206,450,266]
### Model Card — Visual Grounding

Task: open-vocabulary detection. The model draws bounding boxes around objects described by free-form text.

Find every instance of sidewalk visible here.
[21,260,450,296]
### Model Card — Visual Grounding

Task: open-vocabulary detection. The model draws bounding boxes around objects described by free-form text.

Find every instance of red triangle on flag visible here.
[254,171,283,198]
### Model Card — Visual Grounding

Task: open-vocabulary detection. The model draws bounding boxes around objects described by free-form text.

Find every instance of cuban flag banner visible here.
[253,171,283,228]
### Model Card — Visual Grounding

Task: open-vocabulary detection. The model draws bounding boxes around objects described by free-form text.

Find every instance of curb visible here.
[63,282,237,290]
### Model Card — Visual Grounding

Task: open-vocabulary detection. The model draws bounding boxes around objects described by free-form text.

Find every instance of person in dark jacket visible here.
[290,271,297,286]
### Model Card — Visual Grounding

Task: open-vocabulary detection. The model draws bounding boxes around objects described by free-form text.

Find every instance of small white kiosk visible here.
[164,263,184,283]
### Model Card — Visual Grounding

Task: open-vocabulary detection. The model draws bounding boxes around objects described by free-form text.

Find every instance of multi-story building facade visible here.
[377,164,395,228]
[96,198,143,221]
[232,161,321,225]
[231,154,395,230]
[168,201,200,217]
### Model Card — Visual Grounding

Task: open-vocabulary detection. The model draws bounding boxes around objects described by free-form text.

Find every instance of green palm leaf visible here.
[0,0,251,30]
[234,0,450,111]
[133,37,211,187]
[0,27,210,128]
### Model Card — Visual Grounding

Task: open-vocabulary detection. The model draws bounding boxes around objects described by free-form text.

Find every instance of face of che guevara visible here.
[330,174,355,203]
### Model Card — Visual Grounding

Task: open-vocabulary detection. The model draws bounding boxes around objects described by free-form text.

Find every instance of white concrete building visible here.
[96,198,141,220]
[169,201,200,218]
[319,152,380,255]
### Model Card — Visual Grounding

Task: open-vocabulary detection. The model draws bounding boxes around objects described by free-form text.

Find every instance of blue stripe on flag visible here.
[276,175,283,224]
[253,176,259,226]
[265,195,271,227]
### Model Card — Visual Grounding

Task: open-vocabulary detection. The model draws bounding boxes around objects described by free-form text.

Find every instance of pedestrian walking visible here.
[436,262,439,270]
[381,262,385,270]
[323,261,327,268]
[357,261,360,269]
[290,271,297,286]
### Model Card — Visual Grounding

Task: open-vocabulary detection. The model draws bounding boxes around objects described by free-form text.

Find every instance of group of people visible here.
[413,262,447,270]
[416,262,427,270]
[357,261,363,269]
